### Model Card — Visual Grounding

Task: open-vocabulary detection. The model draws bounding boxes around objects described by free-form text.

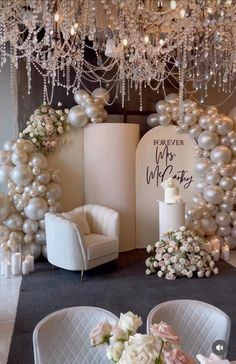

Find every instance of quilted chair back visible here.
[146,300,231,360]
[33,306,118,364]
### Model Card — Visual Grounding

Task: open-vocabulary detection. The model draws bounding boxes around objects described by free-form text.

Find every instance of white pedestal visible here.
[158,201,185,239]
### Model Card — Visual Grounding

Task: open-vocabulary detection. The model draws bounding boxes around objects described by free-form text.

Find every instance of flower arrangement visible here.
[90,311,194,364]
[145,226,219,280]
[19,103,69,154]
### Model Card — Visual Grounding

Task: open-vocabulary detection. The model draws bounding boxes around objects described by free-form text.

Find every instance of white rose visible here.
[155,254,162,261]
[194,246,200,253]
[187,271,193,278]
[179,226,186,232]
[153,260,158,268]
[118,312,142,334]
[119,336,158,364]
[213,267,219,275]
[90,321,112,346]
[197,271,204,278]
[106,342,124,362]
[170,256,177,263]
[145,268,151,275]
[167,247,173,253]
[157,270,163,277]
[146,245,153,253]
[145,258,151,267]
[209,261,215,269]
[161,266,166,272]
[32,138,37,143]
[205,270,211,278]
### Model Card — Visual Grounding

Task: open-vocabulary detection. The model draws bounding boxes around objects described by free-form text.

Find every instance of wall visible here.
[0,61,18,192]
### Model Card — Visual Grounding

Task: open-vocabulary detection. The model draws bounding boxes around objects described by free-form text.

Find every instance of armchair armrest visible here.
[45,213,87,271]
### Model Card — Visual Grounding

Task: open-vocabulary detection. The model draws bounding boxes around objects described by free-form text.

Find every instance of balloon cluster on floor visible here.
[68,88,110,128]
[147,94,236,248]
[0,139,62,259]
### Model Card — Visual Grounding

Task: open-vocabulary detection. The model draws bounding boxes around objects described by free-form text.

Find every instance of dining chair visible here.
[33,306,118,364]
[146,300,231,359]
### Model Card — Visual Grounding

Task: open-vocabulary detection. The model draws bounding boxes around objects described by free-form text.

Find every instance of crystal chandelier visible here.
[0,0,235,112]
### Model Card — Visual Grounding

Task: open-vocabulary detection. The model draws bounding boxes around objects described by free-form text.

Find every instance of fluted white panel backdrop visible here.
[84,123,139,251]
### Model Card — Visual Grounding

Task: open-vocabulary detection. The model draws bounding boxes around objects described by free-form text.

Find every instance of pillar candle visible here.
[4,261,11,278]
[221,245,230,261]
[212,249,220,261]
[22,260,30,275]
[11,252,22,275]
[25,255,34,272]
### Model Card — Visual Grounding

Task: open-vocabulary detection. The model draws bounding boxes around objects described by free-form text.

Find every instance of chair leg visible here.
[81,270,84,281]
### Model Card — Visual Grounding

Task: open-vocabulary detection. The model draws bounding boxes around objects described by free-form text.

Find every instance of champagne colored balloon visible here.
[200,217,217,235]
[29,152,47,169]
[217,225,231,237]
[68,105,88,127]
[198,131,219,150]
[46,183,62,200]
[206,106,218,116]
[39,219,45,230]
[24,197,48,220]
[3,140,15,152]
[216,116,233,135]
[220,165,234,177]
[203,185,224,204]
[156,112,172,126]
[0,193,11,222]
[4,213,23,230]
[9,231,23,244]
[195,158,212,177]
[155,100,171,113]
[74,89,90,105]
[0,151,12,165]
[199,115,211,129]
[24,233,34,244]
[147,113,160,128]
[54,202,62,212]
[205,172,220,185]
[18,139,35,153]
[195,180,206,193]
[92,88,110,105]
[219,202,233,212]
[36,170,51,185]
[34,229,46,245]
[219,176,233,191]
[215,211,231,226]
[51,171,61,184]
[11,164,33,186]
[0,165,12,185]
[23,218,39,234]
[183,113,197,126]
[0,225,10,242]
[166,93,179,105]
[210,145,232,164]
[183,99,197,109]
[32,166,41,176]
[11,150,28,166]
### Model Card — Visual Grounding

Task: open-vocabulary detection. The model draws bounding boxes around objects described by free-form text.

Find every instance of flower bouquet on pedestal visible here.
[145,226,218,280]
[90,311,194,364]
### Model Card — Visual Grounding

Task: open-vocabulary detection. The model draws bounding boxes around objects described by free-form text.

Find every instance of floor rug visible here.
[7,250,236,363]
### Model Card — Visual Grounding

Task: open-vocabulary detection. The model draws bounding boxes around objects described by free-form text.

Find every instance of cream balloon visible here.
[156,113,172,126]
[74,89,90,105]
[34,229,46,245]
[23,219,39,234]
[217,116,233,135]
[217,225,231,237]
[198,131,219,150]
[24,233,34,244]
[195,158,212,177]
[3,140,15,152]
[0,193,11,222]
[4,213,23,230]
[0,165,12,185]
[203,185,224,204]
[29,152,47,169]
[198,115,211,129]
[183,113,197,126]
[39,219,45,230]
[11,150,28,165]
[155,100,172,113]
[188,125,202,139]
[219,202,233,212]
[84,103,100,118]
[24,197,48,220]
[219,176,233,191]
[200,217,217,235]
[11,164,33,186]
[68,105,89,127]
[9,231,23,244]
[210,145,232,164]
[215,211,231,227]
[0,151,12,165]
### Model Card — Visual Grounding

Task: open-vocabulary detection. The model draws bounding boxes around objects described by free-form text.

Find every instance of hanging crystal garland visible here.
[0,0,236,108]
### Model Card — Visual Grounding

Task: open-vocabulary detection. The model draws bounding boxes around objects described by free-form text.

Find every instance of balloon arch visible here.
[147,93,236,249]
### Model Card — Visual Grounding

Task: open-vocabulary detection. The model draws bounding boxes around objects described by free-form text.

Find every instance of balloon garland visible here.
[68,88,109,127]
[147,94,236,249]
[0,139,62,259]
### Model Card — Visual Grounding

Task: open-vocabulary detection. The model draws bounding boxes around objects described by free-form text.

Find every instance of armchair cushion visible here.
[62,210,91,235]
[84,234,119,260]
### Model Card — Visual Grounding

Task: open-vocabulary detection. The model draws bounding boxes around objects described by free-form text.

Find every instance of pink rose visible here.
[90,321,112,346]
[164,348,194,364]
[110,324,127,342]
[150,322,179,343]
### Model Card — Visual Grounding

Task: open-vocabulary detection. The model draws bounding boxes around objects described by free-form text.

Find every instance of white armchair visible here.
[45,204,119,275]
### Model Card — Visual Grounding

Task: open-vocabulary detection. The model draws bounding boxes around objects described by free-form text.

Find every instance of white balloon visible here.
[203,185,224,204]
[34,229,46,245]
[0,165,12,185]
[11,150,28,165]
[84,104,100,118]
[4,213,23,230]
[147,113,159,128]
[195,158,212,177]
[46,183,62,200]
[210,145,232,164]
[36,170,51,185]
[11,165,33,186]
[92,88,110,105]
[68,105,89,128]
[24,197,48,220]
[28,152,47,169]
[3,140,15,152]
[0,151,12,165]
[23,219,39,234]
[0,225,10,242]
[74,89,90,105]
[198,131,219,150]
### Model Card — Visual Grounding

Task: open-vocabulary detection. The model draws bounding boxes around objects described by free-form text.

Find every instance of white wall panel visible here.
[84,123,139,251]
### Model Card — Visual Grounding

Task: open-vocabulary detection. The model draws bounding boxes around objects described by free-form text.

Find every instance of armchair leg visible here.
[81,270,84,281]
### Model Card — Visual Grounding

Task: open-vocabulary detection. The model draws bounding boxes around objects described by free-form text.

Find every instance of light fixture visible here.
[0,0,235,114]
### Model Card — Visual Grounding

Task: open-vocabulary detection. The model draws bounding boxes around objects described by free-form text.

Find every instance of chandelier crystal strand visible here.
[0,0,236,107]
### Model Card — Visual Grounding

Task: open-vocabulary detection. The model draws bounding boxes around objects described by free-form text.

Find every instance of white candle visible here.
[212,249,220,261]
[222,245,230,261]
[1,260,6,275]
[22,260,30,275]
[11,252,22,275]
[4,261,11,278]
[25,255,34,272]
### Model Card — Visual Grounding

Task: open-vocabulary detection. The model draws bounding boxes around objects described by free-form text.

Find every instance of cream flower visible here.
[118,312,142,334]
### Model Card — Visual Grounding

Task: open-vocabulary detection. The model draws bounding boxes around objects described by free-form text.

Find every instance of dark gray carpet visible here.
[7,250,236,364]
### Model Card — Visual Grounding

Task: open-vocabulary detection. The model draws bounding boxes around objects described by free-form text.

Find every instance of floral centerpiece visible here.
[19,103,69,154]
[90,311,194,364]
[145,226,218,280]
